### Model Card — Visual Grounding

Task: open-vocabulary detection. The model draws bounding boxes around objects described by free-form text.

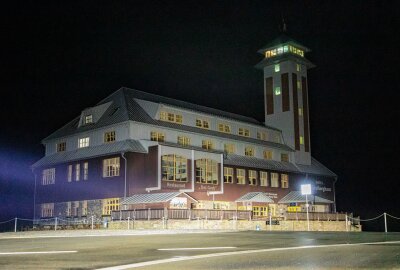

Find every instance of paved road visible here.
[0,230,399,269]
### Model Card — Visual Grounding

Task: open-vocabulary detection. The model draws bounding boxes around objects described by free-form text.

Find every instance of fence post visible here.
[55,217,57,231]
[269,212,272,232]
[127,217,130,230]
[345,215,348,232]
[148,208,151,221]
[188,209,191,221]
[14,218,17,232]
[91,216,94,230]
[384,212,387,233]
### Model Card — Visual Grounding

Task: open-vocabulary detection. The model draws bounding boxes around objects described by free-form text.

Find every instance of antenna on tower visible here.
[281,15,287,33]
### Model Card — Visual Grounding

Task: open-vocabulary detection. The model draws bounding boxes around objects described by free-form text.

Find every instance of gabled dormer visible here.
[78,101,112,127]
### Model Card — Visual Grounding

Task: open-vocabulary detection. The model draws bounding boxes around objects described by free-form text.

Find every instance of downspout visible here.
[121,152,128,201]
[180,149,195,193]
[208,153,224,196]
[333,176,338,213]
[146,144,162,192]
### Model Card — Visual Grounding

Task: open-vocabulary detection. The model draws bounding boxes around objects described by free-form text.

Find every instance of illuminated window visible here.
[66,202,72,216]
[274,64,280,72]
[42,168,55,185]
[150,131,165,142]
[72,201,79,216]
[78,137,90,148]
[82,201,88,216]
[263,150,273,160]
[296,64,301,72]
[85,115,93,124]
[202,139,214,150]
[195,159,218,185]
[162,154,187,182]
[281,174,289,188]
[102,198,120,216]
[299,108,303,116]
[257,131,268,141]
[283,45,288,52]
[277,47,283,54]
[160,111,183,124]
[177,136,191,146]
[237,169,245,184]
[245,147,254,157]
[196,119,209,129]
[274,86,281,96]
[103,157,120,177]
[83,162,88,180]
[260,171,268,186]
[281,153,289,162]
[67,165,72,182]
[41,203,54,218]
[297,80,301,90]
[104,131,116,143]
[75,164,80,181]
[300,136,304,145]
[253,206,268,217]
[218,123,231,133]
[271,173,279,187]
[224,167,233,183]
[238,128,250,137]
[57,142,66,152]
[224,143,235,154]
[248,170,257,185]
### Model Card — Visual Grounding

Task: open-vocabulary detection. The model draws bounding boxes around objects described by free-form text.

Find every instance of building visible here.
[32,34,337,221]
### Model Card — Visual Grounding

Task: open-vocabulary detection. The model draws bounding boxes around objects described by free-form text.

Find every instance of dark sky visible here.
[1,1,399,230]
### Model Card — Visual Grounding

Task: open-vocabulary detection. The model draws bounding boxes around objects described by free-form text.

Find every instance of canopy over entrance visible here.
[121,192,197,205]
[235,192,274,203]
[278,191,333,204]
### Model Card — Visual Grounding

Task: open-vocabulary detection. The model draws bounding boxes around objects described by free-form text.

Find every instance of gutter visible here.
[146,144,162,192]
[180,150,195,193]
[207,153,224,196]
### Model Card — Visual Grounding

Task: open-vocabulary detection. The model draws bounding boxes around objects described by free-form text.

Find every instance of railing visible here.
[112,209,252,221]
[285,212,348,221]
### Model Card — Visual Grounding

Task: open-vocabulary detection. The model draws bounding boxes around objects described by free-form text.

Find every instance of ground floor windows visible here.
[162,154,187,182]
[224,167,233,183]
[260,171,268,186]
[281,174,289,188]
[83,162,88,180]
[248,170,257,185]
[103,157,120,177]
[75,164,80,181]
[42,168,55,185]
[67,165,72,182]
[196,159,218,184]
[41,203,54,217]
[271,172,279,187]
[237,169,246,184]
[253,206,268,217]
[102,198,120,216]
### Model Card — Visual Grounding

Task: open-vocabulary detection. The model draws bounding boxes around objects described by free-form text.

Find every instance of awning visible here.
[278,191,334,204]
[235,192,274,203]
[121,192,197,205]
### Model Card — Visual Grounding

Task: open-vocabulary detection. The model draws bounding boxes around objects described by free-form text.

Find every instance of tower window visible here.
[300,136,304,145]
[299,108,303,116]
[84,115,93,124]
[274,86,281,96]
[296,64,301,72]
[274,64,280,72]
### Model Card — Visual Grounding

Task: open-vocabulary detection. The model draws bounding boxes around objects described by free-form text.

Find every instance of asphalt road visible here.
[0,230,399,269]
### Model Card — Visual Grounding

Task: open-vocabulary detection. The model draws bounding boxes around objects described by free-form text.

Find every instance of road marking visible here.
[96,241,400,270]
[0,251,77,255]
[158,247,236,251]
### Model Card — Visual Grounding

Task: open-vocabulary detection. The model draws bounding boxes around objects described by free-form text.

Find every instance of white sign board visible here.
[301,184,312,195]
[170,197,187,209]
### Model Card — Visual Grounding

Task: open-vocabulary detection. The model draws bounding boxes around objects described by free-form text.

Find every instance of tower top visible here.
[255,33,315,70]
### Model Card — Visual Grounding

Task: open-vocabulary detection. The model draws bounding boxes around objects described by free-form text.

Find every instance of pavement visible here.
[0,230,399,269]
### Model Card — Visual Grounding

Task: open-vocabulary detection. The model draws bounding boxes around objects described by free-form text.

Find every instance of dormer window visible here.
[238,128,250,137]
[84,115,93,124]
[160,111,183,124]
[196,119,210,129]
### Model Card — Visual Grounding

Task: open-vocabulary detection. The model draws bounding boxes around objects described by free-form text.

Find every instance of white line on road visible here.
[158,247,236,251]
[0,251,77,255]
[96,241,400,270]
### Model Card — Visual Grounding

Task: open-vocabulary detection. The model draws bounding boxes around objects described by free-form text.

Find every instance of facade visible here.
[32,34,337,221]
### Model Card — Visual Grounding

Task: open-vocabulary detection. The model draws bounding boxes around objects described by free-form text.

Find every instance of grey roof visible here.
[43,87,291,151]
[32,140,146,168]
[225,154,300,173]
[235,192,274,203]
[224,155,336,178]
[121,192,196,205]
[278,191,333,204]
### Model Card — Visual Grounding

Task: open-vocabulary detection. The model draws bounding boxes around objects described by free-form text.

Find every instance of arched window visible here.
[196,159,218,185]
[161,154,187,182]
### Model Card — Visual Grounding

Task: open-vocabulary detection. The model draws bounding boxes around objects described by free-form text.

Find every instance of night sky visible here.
[1,1,399,231]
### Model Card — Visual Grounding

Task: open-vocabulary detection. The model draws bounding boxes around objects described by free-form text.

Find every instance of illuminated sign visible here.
[301,184,312,195]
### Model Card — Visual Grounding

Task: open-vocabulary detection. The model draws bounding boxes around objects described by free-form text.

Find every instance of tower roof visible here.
[257,33,311,54]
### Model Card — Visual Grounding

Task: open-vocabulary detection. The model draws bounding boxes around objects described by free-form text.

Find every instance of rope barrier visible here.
[347,213,384,222]
[0,218,16,224]
[386,213,400,220]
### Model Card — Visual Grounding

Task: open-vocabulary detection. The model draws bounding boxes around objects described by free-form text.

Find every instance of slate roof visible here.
[235,192,275,203]
[278,191,334,204]
[224,154,336,177]
[121,192,197,205]
[32,140,146,168]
